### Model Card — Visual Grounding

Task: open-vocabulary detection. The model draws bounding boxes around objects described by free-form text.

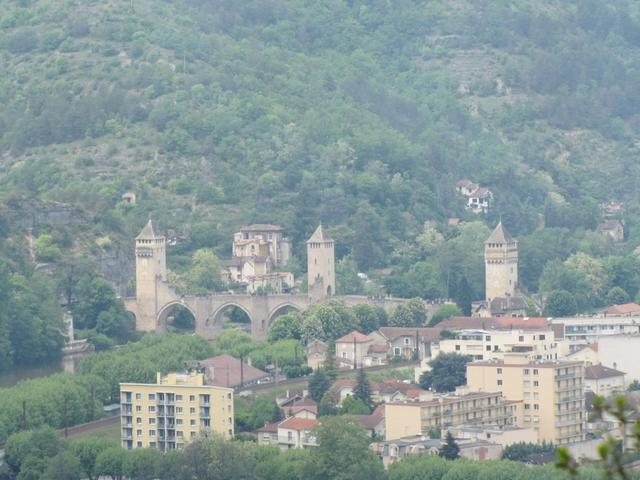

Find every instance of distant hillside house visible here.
[466,187,493,214]
[456,179,479,196]
[598,219,624,242]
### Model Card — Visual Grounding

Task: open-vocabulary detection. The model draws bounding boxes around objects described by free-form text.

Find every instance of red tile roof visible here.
[378,327,442,342]
[199,354,269,388]
[278,417,319,431]
[336,331,374,343]
[604,303,640,315]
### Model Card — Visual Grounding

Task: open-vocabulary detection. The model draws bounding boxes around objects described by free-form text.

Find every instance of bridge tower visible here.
[484,221,518,302]
[135,219,167,331]
[306,224,335,302]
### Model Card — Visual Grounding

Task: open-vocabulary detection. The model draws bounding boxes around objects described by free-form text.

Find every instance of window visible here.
[227,393,232,400]
[497,368,502,374]
[534,404,539,411]
[189,395,195,402]
[137,429,142,436]
[150,442,156,448]
[455,345,461,351]
[539,335,545,340]
[524,369,529,375]
[190,420,196,427]
[497,380,503,386]
[136,405,142,412]
[177,419,183,426]
[533,369,539,375]
[148,393,156,401]
[524,404,530,410]
[341,351,347,358]
[533,381,539,387]
[176,407,183,414]
[176,395,183,401]
[485,336,491,341]
[136,393,142,400]
[486,345,491,351]
[148,406,156,413]
[404,338,410,345]
[177,431,184,438]
[149,430,156,437]
[190,407,196,414]
[519,336,524,342]
[394,347,401,356]
[149,418,156,424]
[136,418,142,424]
[137,441,142,448]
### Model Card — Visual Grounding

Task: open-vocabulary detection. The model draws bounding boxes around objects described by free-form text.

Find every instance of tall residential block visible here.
[384,391,520,441]
[467,355,585,445]
[484,222,518,302]
[134,220,167,331]
[307,224,335,301]
[120,371,234,452]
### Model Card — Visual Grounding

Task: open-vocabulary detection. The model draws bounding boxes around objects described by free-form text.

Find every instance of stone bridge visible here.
[124,280,424,341]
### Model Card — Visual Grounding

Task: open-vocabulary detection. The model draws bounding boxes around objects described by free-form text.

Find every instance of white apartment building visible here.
[551,316,640,351]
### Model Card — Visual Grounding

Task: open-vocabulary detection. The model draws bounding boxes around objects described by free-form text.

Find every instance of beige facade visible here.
[233,224,291,268]
[307,225,335,301]
[120,371,234,452]
[431,328,566,362]
[449,424,538,447]
[551,316,640,349]
[565,345,599,366]
[584,364,625,397]
[484,222,518,302]
[134,220,168,332]
[467,355,585,445]
[384,391,519,441]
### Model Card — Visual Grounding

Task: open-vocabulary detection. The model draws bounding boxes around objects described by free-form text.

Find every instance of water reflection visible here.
[0,352,90,388]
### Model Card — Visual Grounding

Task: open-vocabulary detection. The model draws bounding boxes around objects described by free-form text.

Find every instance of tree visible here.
[336,254,365,295]
[323,340,338,382]
[319,391,339,416]
[122,448,162,480]
[501,441,556,462]
[268,312,303,342]
[353,367,373,408]
[94,448,126,480]
[389,299,427,327]
[428,304,462,327]
[72,436,116,480]
[306,417,386,480]
[43,451,82,480]
[629,380,640,391]
[605,286,630,307]
[454,276,472,316]
[543,290,578,317]
[341,396,371,414]
[439,431,460,460]
[184,249,224,294]
[352,304,387,334]
[308,369,330,403]
[419,353,470,392]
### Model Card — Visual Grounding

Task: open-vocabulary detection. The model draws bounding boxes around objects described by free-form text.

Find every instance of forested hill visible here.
[2,0,640,307]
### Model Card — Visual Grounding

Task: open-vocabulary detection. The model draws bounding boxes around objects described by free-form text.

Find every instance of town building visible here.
[597,219,624,242]
[257,417,319,449]
[550,316,640,350]
[467,355,586,445]
[584,364,626,397]
[448,424,538,447]
[456,179,479,196]
[335,331,378,368]
[371,327,442,360]
[351,414,385,438]
[430,327,567,362]
[305,339,328,370]
[384,391,520,441]
[222,224,293,294]
[120,371,234,451]
[467,187,493,213]
[565,344,599,366]
[372,436,503,467]
[597,334,640,384]
[198,354,270,389]
[307,224,336,302]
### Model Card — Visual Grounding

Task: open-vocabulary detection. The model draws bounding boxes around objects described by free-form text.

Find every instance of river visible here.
[0,353,90,388]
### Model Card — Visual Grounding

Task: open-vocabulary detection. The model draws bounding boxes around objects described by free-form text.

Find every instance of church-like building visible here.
[472,222,526,317]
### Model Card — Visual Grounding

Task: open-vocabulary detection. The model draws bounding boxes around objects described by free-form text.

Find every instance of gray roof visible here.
[485,222,515,245]
[307,224,332,242]
[585,364,625,380]
[136,219,159,239]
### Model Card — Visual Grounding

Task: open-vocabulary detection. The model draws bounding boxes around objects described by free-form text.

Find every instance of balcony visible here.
[555,373,576,380]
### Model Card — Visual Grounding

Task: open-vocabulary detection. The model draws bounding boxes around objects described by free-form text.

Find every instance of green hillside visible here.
[2,0,640,314]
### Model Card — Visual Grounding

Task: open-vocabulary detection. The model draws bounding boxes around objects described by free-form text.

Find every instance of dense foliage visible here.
[419,353,471,393]
[0,334,213,443]
[1,0,640,320]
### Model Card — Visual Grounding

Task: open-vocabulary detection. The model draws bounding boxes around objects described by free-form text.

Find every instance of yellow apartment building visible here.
[384,391,520,440]
[120,371,234,451]
[467,355,585,445]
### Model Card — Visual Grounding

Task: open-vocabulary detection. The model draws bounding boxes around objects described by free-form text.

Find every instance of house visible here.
[566,344,599,366]
[282,397,318,418]
[199,355,270,389]
[598,219,624,242]
[329,379,357,403]
[305,339,328,370]
[448,424,538,447]
[584,364,626,397]
[335,331,379,368]
[603,303,640,317]
[350,414,385,439]
[472,296,527,318]
[261,417,319,449]
[466,187,493,214]
[121,192,136,204]
[601,201,624,218]
[372,327,442,360]
[448,218,461,226]
[456,180,479,196]
[372,435,503,467]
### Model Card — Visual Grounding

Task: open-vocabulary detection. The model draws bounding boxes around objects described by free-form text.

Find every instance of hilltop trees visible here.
[419,353,471,392]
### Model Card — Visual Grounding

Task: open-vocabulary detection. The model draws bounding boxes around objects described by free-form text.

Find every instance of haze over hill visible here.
[2,0,640,364]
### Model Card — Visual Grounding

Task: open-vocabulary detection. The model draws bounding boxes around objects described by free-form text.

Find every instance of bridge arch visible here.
[203,302,253,339]
[157,301,198,333]
[267,302,304,327]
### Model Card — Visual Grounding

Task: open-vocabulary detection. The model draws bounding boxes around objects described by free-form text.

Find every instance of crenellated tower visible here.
[135,219,167,331]
[306,224,335,302]
[484,221,518,302]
